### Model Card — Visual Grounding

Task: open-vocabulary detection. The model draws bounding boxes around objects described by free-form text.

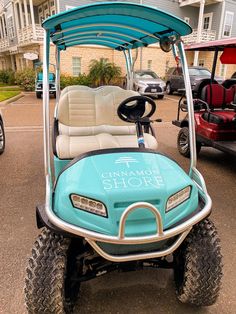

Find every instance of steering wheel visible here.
[117,96,156,123]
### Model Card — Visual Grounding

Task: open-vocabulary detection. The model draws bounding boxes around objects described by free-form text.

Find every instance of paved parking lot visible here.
[0,93,235,313]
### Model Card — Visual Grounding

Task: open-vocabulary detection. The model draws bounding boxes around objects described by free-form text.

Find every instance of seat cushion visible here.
[58,123,136,136]
[202,110,236,124]
[56,133,158,159]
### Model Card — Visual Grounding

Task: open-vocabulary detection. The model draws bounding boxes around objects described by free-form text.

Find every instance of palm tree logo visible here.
[115,157,138,168]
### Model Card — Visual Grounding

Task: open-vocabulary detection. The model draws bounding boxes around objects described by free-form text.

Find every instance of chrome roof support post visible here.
[123,50,131,90]
[128,49,134,90]
[177,40,197,172]
[43,29,52,192]
[55,46,61,118]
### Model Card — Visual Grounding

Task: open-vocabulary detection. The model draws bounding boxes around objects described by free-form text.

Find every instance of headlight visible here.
[160,82,166,87]
[138,82,147,87]
[166,186,191,212]
[70,194,107,217]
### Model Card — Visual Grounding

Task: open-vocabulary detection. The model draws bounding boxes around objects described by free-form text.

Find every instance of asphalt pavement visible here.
[0,93,235,314]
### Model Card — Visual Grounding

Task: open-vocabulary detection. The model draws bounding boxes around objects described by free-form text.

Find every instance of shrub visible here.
[60,73,92,89]
[0,69,15,85]
[88,58,122,87]
[15,68,36,91]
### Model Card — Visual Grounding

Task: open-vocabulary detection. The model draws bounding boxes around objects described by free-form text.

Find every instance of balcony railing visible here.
[0,38,9,52]
[179,0,223,7]
[18,24,44,45]
[183,29,216,44]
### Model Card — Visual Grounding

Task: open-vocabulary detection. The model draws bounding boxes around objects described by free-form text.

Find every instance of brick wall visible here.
[39,44,175,79]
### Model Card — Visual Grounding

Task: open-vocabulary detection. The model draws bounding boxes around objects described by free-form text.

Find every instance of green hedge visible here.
[60,73,92,89]
[15,68,36,91]
[0,69,15,85]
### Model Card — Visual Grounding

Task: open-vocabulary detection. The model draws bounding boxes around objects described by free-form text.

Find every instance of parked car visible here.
[0,110,5,154]
[35,72,56,99]
[165,66,223,96]
[133,70,166,99]
[231,71,236,78]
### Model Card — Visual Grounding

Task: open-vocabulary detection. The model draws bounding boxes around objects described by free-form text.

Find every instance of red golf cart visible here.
[173,38,236,157]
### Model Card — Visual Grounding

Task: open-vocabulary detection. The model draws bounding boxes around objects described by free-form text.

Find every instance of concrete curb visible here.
[0,92,24,106]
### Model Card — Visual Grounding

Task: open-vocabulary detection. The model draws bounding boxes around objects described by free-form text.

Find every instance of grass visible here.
[0,90,21,102]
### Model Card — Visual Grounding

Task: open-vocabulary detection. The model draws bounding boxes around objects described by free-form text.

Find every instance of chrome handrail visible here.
[118,202,164,239]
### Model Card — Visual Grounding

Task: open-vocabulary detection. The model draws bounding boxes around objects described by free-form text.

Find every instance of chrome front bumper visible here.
[45,168,211,262]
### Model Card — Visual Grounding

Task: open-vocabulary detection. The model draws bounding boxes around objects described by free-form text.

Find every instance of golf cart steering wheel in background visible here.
[117,95,156,123]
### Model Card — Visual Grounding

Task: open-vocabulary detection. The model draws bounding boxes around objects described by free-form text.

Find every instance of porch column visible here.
[0,17,4,39]
[2,14,7,37]
[13,1,19,38]
[23,0,29,27]
[10,55,16,71]
[193,0,205,66]
[19,0,24,29]
[29,0,36,39]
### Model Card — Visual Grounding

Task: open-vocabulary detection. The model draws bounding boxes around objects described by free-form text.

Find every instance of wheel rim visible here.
[179,132,189,153]
[0,123,4,150]
[166,84,170,94]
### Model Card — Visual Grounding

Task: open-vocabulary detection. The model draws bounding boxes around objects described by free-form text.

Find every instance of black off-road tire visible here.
[174,219,223,306]
[36,92,42,99]
[177,127,201,158]
[54,91,57,99]
[25,228,81,313]
[0,119,5,154]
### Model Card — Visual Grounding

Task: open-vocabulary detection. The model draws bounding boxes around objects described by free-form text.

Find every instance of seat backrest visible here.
[222,79,236,89]
[201,84,225,108]
[57,87,139,128]
[225,86,235,104]
[60,85,92,97]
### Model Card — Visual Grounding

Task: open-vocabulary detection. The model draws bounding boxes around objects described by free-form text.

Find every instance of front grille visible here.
[145,84,162,93]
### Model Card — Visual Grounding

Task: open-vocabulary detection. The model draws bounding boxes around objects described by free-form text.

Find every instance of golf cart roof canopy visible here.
[42,1,192,51]
[185,37,236,51]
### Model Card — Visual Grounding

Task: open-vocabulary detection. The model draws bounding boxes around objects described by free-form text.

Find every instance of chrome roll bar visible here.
[176,41,197,171]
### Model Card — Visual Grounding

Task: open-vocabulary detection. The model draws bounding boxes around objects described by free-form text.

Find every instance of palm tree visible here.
[89,58,121,87]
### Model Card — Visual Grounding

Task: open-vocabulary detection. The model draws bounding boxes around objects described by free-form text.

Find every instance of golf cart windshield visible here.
[37,73,55,81]
[189,68,211,76]
[135,71,158,79]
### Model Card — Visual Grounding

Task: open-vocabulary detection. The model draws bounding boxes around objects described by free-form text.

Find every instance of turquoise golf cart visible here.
[35,62,56,99]
[25,2,222,313]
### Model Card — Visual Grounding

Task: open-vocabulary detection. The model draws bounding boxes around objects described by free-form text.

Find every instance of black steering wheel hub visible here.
[117,95,156,123]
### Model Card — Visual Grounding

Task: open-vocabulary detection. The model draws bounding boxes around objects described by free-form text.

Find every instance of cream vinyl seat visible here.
[56,86,158,159]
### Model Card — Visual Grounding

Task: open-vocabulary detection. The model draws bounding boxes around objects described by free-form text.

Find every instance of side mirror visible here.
[160,37,172,53]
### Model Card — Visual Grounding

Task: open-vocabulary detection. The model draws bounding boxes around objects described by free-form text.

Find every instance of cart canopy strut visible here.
[42,1,191,51]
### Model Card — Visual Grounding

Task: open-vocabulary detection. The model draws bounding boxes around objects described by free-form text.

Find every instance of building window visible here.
[72,57,81,76]
[203,13,213,30]
[198,59,204,67]
[184,17,190,24]
[223,11,234,37]
[147,60,152,70]
[8,16,15,39]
